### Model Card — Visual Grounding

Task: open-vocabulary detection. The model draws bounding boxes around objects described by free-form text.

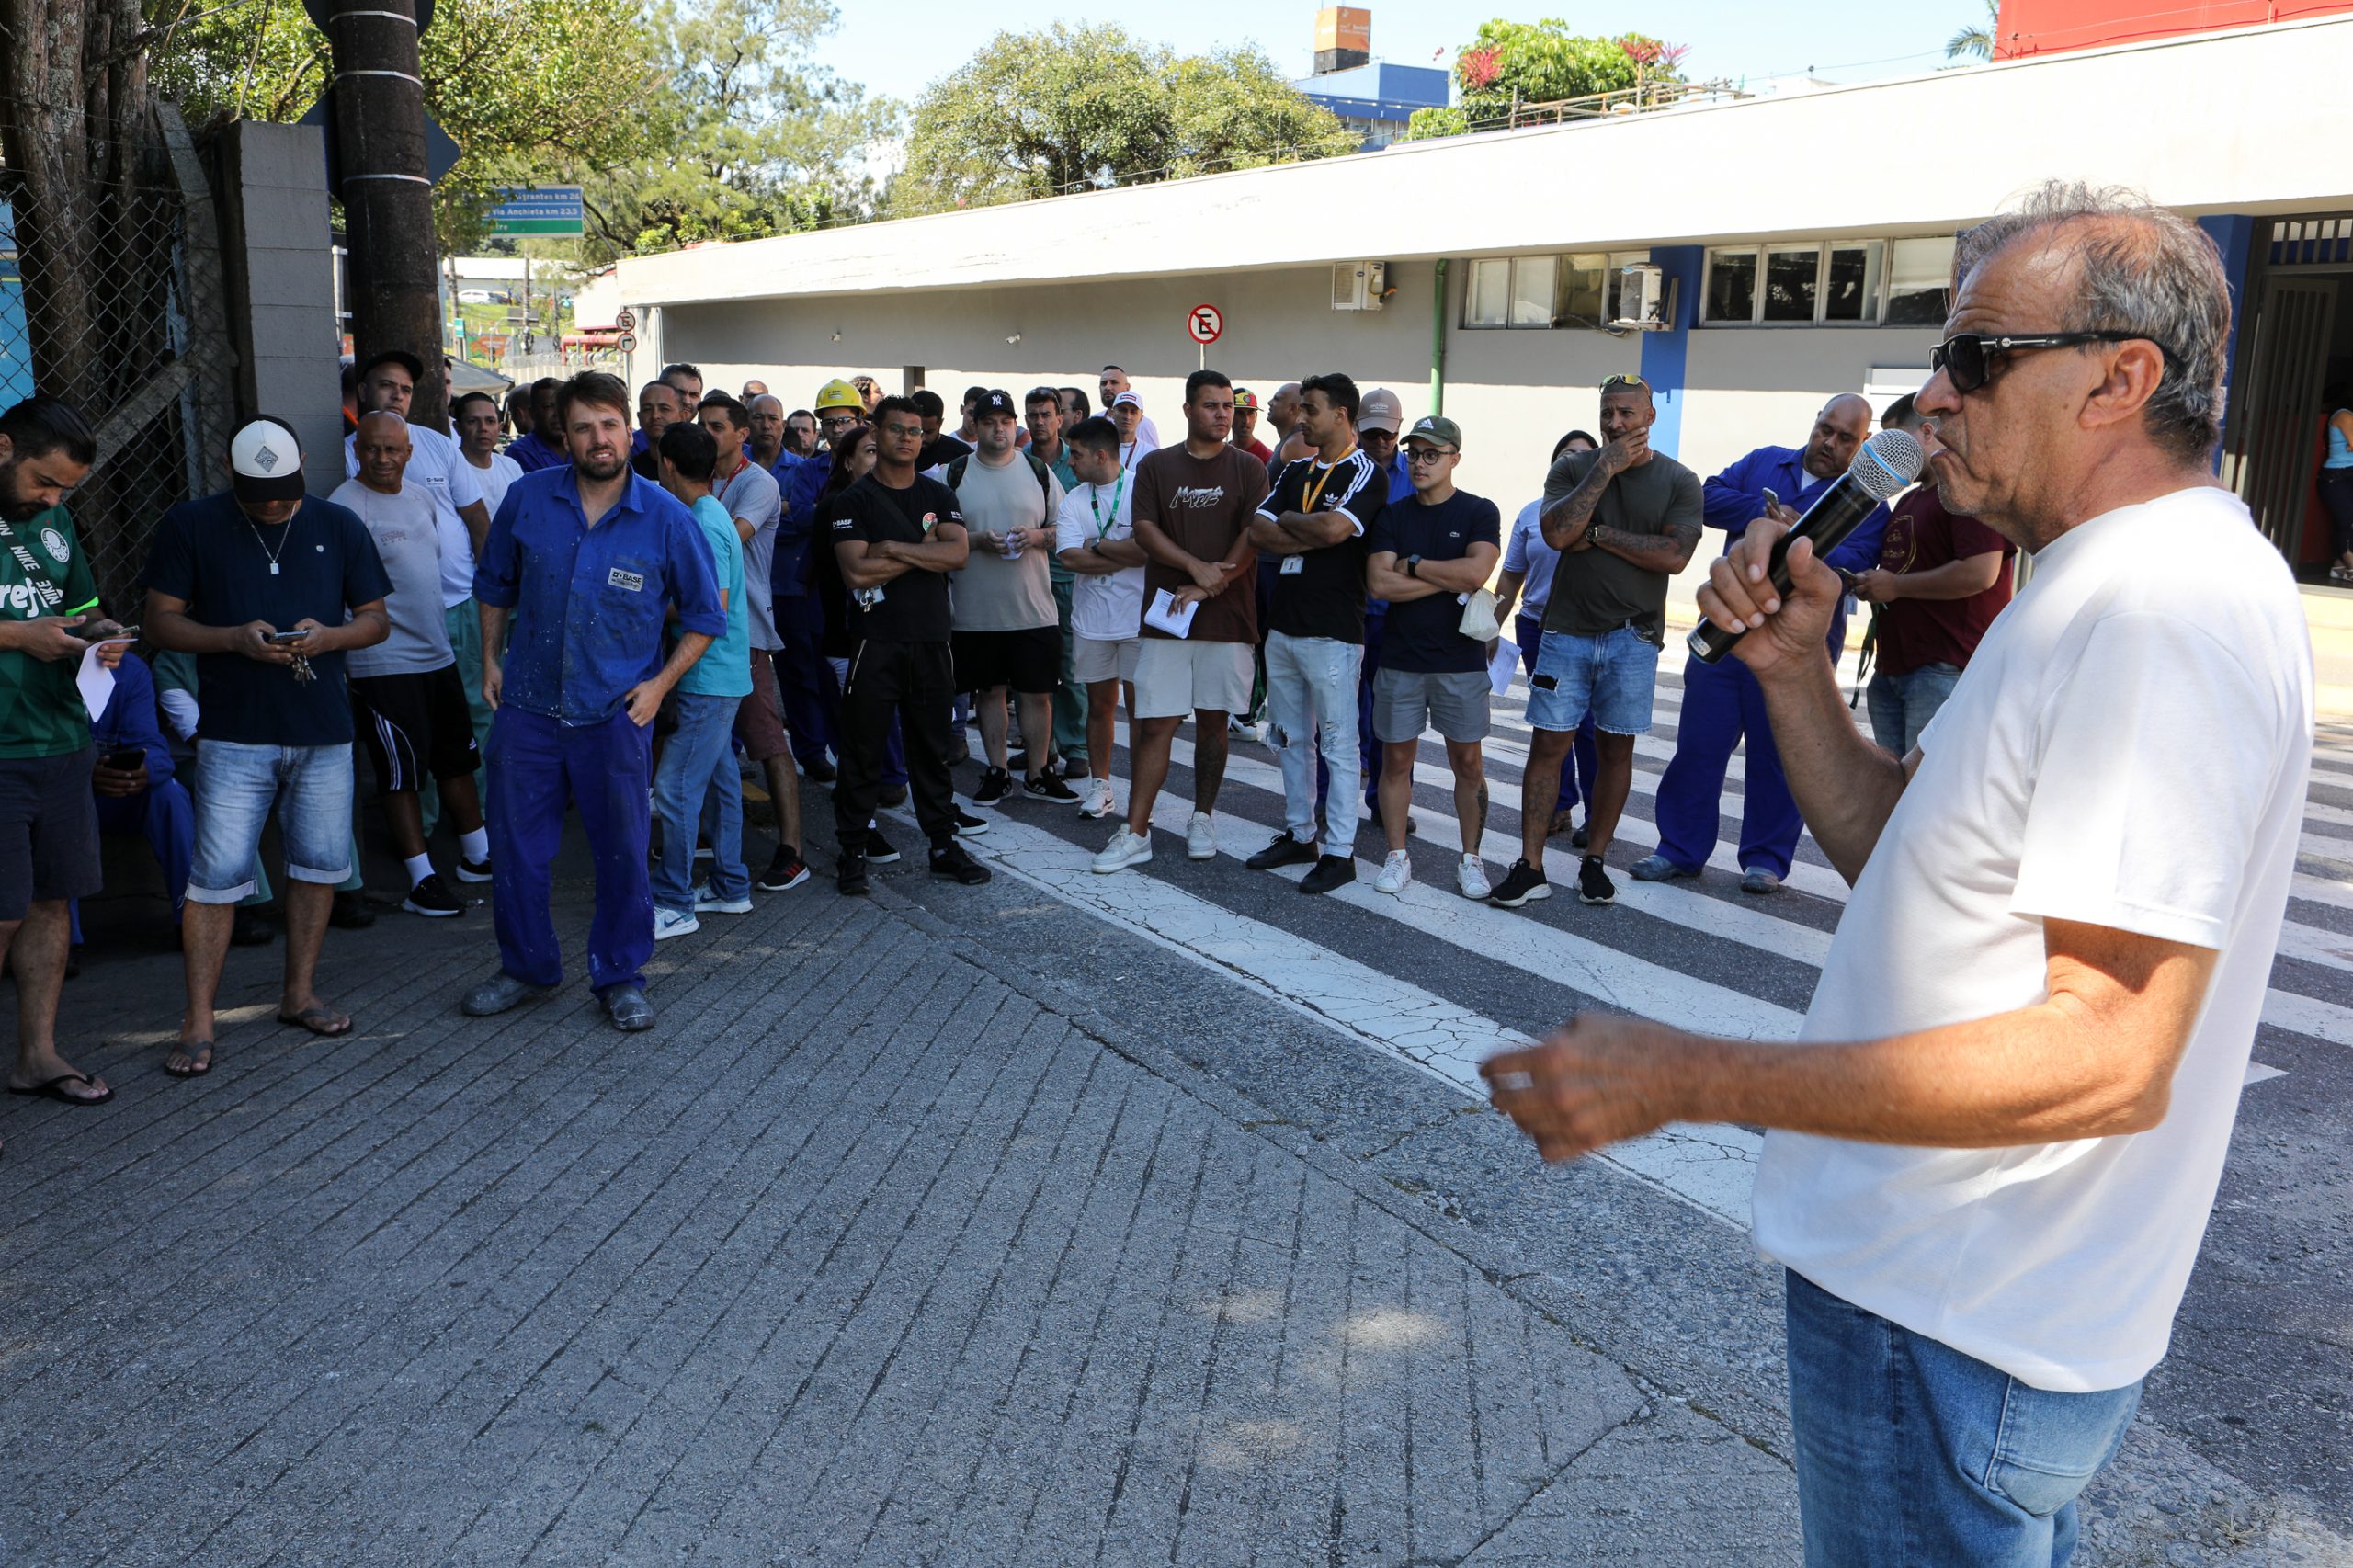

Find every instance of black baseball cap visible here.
[974,389,1017,418]
[357,348,426,384]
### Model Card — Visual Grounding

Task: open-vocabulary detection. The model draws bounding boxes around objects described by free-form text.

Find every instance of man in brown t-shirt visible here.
[1094,369,1269,873]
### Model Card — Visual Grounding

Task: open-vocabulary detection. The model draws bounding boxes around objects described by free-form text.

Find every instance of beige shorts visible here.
[1074,635,1142,685]
[1132,638,1255,720]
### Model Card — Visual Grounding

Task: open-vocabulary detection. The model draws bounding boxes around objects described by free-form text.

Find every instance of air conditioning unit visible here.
[1331,260,1387,312]
[1611,263,1673,331]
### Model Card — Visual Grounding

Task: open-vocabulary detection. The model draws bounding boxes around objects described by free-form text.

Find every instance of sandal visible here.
[165,1044,215,1078]
[276,1006,353,1038]
[7,1071,114,1106]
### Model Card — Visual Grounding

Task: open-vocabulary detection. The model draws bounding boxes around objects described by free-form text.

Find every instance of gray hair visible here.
[1954,181,2231,467]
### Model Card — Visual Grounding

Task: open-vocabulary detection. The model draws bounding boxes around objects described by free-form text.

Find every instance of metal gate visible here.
[2228,276,2337,562]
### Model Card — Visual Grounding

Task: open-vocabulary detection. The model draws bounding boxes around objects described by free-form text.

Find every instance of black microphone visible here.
[1685,429,1925,665]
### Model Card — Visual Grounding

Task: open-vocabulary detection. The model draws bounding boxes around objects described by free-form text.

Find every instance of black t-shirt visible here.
[1365,491,1503,674]
[918,434,972,470]
[1259,449,1385,644]
[140,490,393,746]
[826,473,961,642]
[812,486,855,658]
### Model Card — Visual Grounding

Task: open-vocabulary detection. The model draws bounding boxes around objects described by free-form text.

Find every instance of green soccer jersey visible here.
[0,505,103,757]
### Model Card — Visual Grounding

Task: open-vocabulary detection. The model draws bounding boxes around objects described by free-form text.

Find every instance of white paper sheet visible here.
[1142,588,1198,640]
[76,642,116,722]
[1487,637,1520,697]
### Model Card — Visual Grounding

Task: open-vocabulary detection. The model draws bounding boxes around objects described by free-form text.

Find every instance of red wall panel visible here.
[1994,0,2353,57]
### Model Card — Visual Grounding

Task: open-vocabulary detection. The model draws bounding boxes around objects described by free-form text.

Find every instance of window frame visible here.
[1460,249,1653,331]
[1701,236,1945,328]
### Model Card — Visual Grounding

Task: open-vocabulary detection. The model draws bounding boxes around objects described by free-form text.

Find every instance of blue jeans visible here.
[1866,662,1962,756]
[1527,624,1660,735]
[1267,631,1363,856]
[651,691,747,913]
[1518,612,1597,813]
[187,741,355,903]
[485,706,653,996]
[1786,1271,2142,1567]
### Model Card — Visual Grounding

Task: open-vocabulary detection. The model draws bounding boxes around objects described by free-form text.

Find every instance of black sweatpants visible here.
[835,637,957,851]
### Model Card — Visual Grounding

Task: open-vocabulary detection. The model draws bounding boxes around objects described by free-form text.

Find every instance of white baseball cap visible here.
[1111,391,1143,411]
[230,418,305,502]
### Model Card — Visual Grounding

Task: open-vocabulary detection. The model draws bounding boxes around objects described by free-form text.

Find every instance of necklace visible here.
[248,516,293,574]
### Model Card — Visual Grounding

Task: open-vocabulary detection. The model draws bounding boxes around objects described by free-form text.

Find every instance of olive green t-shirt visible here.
[1539,449,1703,641]
[0,506,102,757]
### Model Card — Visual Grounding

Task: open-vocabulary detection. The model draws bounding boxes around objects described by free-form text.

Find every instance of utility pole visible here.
[322,0,444,426]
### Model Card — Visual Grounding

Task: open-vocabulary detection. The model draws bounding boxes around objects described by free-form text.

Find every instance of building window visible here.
[1884,236,1955,325]
[1703,236,1938,325]
[1465,250,1653,329]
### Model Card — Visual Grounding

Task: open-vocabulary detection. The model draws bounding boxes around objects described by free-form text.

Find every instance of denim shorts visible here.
[188,740,356,903]
[1526,625,1660,735]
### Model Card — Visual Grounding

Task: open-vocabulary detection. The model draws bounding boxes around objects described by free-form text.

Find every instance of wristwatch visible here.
[1405,554,1422,578]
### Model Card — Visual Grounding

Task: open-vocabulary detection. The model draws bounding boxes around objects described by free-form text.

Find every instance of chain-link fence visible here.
[0,106,237,616]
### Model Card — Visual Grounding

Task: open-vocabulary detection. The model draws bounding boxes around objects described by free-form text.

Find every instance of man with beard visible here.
[461,372,724,1032]
[0,396,126,1128]
[631,379,684,480]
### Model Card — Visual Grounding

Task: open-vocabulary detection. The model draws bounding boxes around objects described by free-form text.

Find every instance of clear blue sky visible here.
[827,1,1989,106]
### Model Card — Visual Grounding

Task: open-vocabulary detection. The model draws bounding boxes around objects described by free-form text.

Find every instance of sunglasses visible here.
[1600,373,1649,392]
[1930,331,2182,395]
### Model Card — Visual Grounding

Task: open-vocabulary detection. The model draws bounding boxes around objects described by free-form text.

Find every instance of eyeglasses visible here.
[1929,331,2182,395]
[1404,447,1456,466]
[876,422,924,440]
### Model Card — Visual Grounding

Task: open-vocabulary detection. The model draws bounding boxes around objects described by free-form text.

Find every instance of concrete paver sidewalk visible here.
[0,868,1799,1566]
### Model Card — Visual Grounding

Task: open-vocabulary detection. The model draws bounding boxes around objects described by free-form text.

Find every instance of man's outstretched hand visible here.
[1482,1015,1694,1164]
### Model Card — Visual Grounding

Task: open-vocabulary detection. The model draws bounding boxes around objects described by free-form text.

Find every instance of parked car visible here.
[457,289,493,303]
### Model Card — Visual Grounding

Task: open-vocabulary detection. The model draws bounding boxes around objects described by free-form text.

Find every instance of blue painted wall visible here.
[1639,245,1704,459]
[2198,213,2256,475]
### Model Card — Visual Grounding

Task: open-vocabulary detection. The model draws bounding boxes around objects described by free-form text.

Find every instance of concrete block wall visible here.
[213,120,344,498]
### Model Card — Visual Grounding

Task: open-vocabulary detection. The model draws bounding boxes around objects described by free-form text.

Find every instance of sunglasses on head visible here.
[1930,331,2182,395]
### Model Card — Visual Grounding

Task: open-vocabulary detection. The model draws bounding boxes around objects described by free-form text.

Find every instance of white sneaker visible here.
[1374,849,1413,895]
[1456,855,1493,901]
[1077,778,1114,819]
[654,906,700,940]
[1186,812,1217,860]
[1092,824,1154,874]
[694,888,754,915]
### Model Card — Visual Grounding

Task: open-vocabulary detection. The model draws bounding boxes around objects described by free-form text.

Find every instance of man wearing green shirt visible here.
[0,396,128,1127]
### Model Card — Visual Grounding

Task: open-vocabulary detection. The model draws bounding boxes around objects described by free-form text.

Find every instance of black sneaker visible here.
[865,825,902,864]
[1489,859,1552,908]
[1577,855,1616,907]
[331,889,375,928]
[1572,824,1591,850]
[836,852,870,896]
[954,809,990,837]
[455,855,493,883]
[1299,854,1354,896]
[929,840,991,885]
[1245,831,1319,871]
[1023,771,1079,802]
[972,766,1012,806]
[759,845,810,892]
[878,783,910,807]
[403,873,463,918]
[1061,755,1091,779]
[801,756,837,783]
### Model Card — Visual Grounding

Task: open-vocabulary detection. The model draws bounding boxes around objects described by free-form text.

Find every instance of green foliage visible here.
[1405,18,1684,136]
[1946,0,1999,62]
[891,24,1357,218]
[142,0,887,260]
[1398,106,1472,143]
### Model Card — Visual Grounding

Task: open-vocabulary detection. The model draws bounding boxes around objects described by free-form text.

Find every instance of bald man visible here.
[1632,394,1887,894]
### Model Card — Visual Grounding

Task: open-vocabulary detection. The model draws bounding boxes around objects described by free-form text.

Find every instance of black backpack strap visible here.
[945,453,969,491]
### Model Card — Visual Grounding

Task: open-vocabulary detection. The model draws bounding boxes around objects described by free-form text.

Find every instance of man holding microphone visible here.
[1484,186,2313,1564]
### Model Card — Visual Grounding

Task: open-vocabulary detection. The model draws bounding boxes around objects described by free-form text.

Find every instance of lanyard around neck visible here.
[1089,471,1127,540]
[1301,444,1358,516]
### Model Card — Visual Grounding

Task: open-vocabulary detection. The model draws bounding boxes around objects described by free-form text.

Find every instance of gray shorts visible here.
[1373,666,1491,744]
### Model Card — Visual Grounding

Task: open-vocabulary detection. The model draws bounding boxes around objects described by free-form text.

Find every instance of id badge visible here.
[1279,555,1305,575]
[854,584,886,609]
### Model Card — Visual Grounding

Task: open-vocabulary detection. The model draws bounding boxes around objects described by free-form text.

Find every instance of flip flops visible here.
[8,1072,115,1105]
[165,1044,215,1078]
[276,1006,353,1038]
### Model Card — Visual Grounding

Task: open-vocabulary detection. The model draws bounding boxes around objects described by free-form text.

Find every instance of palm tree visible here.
[1947,0,1998,62]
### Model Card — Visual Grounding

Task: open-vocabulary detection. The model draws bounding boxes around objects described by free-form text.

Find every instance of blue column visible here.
[2199,214,2256,475]
[1639,245,1704,460]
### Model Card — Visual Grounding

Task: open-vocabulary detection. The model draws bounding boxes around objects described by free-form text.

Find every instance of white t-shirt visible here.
[1054,472,1143,642]
[715,456,784,651]
[463,450,522,530]
[1752,484,2313,1393]
[343,422,484,609]
[329,477,455,679]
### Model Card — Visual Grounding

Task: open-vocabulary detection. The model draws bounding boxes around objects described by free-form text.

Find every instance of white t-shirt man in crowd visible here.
[1097,366,1161,449]
[1483,185,2313,1565]
[1051,415,1147,821]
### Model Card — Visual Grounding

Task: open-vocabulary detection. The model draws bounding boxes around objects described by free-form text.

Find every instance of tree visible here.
[576,0,892,263]
[1947,0,1999,62]
[890,24,1356,218]
[1399,20,1684,142]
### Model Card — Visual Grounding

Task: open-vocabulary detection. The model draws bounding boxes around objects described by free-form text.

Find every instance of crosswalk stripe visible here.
[926,803,1761,1227]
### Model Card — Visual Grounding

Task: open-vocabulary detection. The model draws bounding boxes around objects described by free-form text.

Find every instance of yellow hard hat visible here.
[814,378,863,414]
